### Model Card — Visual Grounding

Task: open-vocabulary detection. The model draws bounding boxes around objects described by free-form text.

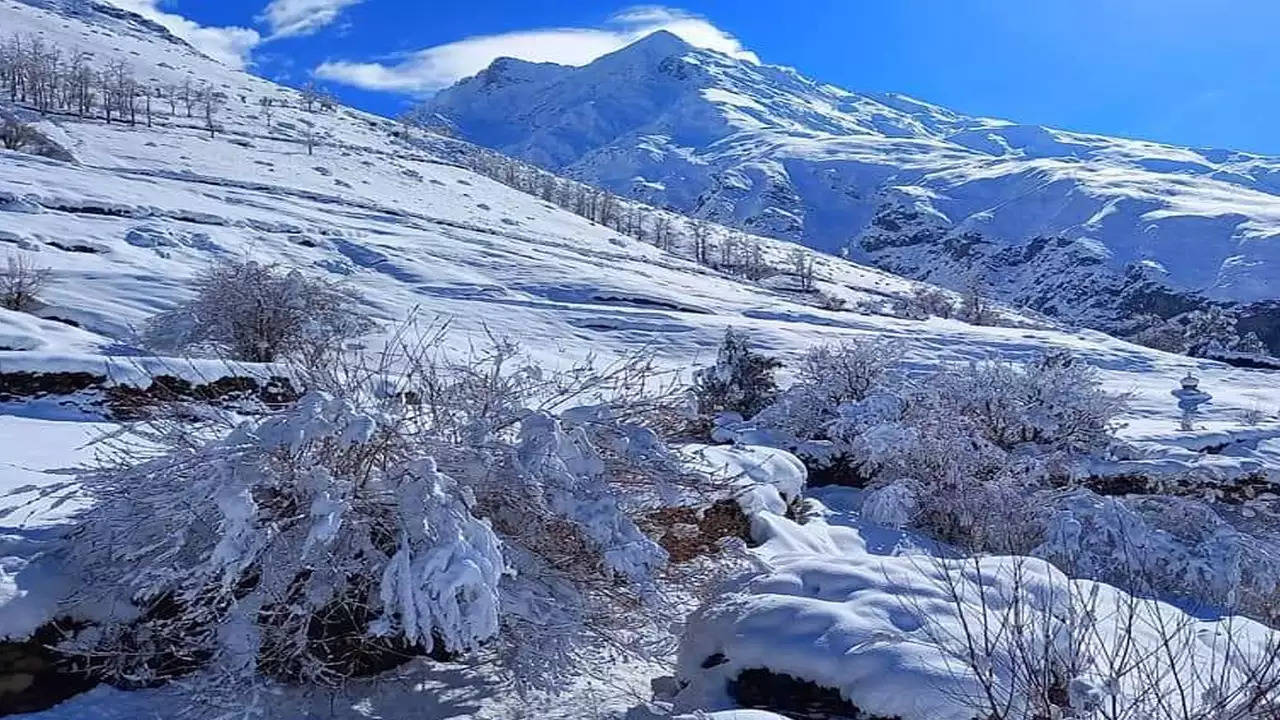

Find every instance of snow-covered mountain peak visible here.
[428,32,1280,347]
[603,28,696,62]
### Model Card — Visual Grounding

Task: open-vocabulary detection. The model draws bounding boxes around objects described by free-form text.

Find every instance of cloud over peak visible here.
[106,0,261,69]
[259,0,366,39]
[315,6,758,95]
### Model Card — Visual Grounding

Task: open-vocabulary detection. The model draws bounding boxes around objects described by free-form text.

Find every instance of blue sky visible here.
[117,0,1280,154]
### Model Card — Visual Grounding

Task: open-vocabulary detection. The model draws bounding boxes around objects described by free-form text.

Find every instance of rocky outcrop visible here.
[0,371,300,418]
[0,622,97,717]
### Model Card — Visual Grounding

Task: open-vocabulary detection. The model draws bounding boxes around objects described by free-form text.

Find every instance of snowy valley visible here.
[0,1,1280,719]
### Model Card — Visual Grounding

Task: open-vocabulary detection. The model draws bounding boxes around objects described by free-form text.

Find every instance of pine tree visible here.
[692,327,782,420]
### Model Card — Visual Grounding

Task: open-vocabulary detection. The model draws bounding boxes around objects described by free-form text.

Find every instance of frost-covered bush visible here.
[60,337,703,701]
[1128,307,1272,359]
[728,345,1125,551]
[928,351,1126,454]
[1037,490,1280,622]
[143,260,375,363]
[0,118,40,151]
[0,253,50,312]
[1183,306,1240,357]
[892,286,955,320]
[691,328,782,422]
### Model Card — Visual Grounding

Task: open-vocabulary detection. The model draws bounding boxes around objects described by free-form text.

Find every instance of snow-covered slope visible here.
[4,2,1280,718]
[427,31,1280,344]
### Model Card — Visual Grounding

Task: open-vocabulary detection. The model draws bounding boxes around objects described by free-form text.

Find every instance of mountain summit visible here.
[428,32,1280,346]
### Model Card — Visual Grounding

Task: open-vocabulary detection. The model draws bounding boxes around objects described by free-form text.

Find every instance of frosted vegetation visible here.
[704,330,1280,622]
[1,2,1280,719]
[53,330,708,707]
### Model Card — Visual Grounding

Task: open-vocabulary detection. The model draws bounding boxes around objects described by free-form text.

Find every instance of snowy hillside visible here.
[427,30,1280,348]
[3,2,1280,719]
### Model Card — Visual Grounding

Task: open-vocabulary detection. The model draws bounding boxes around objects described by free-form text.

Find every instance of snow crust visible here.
[2,2,1280,718]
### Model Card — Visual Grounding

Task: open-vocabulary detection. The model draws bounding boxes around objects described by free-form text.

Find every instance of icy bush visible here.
[892,286,955,320]
[1036,489,1280,621]
[0,118,40,151]
[926,350,1125,454]
[59,335,703,701]
[0,252,50,312]
[143,259,375,363]
[691,328,782,422]
[726,346,1125,551]
[1128,307,1273,359]
[795,337,899,408]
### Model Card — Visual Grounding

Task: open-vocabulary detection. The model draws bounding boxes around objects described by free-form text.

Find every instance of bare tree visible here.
[959,281,997,326]
[691,221,712,265]
[200,82,222,138]
[300,80,322,112]
[789,247,816,291]
[66,49,94,117]
[180,76,194,117]
[258,95,274,129]
[652,214,673,251]
[302,118,316,155]
[0,253,51,312]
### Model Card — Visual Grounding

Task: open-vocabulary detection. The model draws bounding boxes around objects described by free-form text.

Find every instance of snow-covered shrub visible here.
[1183,306,1240,357]
[143,260,375,363]
[815,290,847,311]
[59,336,705,702]
[796,337,900,408]
[728,337,902,473]
[691,328,782,422]
[1127,315,1189,353]
[0,253,50,312]
[910,553,1280,720]
[892,286,955,320]
[0,118,39,151]
[730,345,1125,551]
[1036,489,1280,622]
[1235,331,1270,357]
[1128,308,1272,359]
[928,351,1125,454]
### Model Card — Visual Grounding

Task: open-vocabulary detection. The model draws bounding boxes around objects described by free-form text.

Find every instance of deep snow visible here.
[2,1,1280,718]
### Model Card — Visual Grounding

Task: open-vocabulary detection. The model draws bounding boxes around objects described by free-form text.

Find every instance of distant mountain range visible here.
[427,30,1280,348]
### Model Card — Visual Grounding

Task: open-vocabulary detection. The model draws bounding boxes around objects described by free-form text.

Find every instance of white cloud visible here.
[314,5,758,95]
[258,0,366,39]
[106,0,261,69]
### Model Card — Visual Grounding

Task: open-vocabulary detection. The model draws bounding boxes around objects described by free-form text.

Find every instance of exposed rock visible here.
[0,623,97,717]
[0,371,299,418]
[727,667,900,720]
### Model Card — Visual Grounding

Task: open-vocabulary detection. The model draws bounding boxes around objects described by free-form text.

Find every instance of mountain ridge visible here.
[426,32,1280,347]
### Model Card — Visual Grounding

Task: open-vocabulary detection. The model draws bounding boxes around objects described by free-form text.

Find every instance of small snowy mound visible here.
[678,444,805,516]
[675,500,1280,720]
[0,308,109,354]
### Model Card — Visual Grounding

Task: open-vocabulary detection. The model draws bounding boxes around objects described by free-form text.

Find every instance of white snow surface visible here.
[674,486,1280,720]
[1,2,1280,718]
